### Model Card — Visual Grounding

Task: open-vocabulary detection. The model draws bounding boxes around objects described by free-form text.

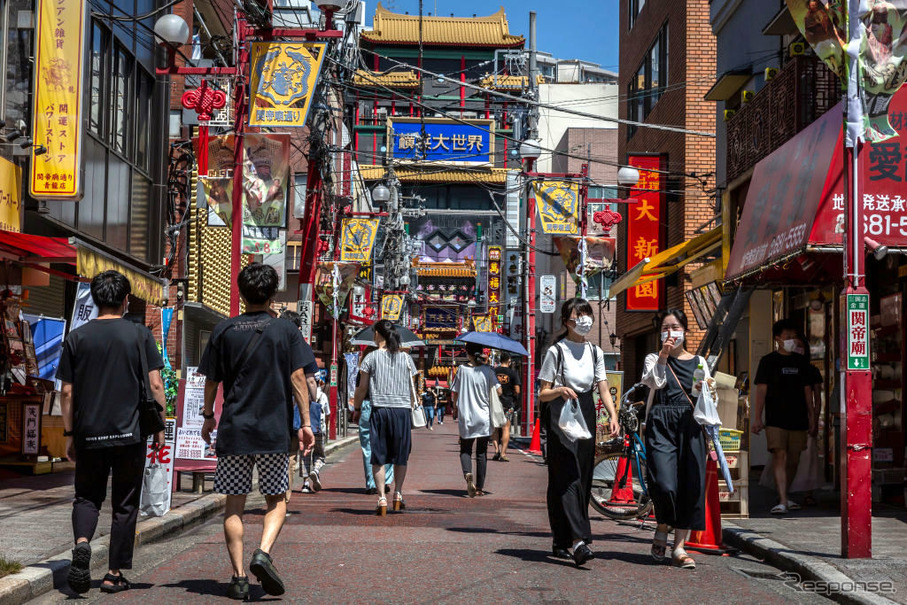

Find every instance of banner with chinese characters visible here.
[534,181,580,235]
[248,41,327,128]
[340,218,380,263]
[388,118,494,164]
[846,293,870,370]
[22,403,41,455]
[553,236,616,287]
[625,155,663,311]
[381,294,404,321]
[487,246,502,330]
[0,157,22,232]
[30,0,86,200]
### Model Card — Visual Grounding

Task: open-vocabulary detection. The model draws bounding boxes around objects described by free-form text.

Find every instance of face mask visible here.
[572,315,593,336]
[661,330,684,345]
[782,339,798,352]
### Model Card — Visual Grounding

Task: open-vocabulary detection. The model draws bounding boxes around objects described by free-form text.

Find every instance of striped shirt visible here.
[360,349,418,409]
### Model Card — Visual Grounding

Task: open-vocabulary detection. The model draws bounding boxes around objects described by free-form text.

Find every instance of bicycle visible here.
[590,384,654,520]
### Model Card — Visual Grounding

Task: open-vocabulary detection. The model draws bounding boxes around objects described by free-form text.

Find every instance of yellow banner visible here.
[30,0,85,200]
[77,247,164,306]
[340,218,380,263]
[534,181,579,235]
[473,315,492,332]
[381,294,404,321]
[249,42,327,128]
[0,157,22,232]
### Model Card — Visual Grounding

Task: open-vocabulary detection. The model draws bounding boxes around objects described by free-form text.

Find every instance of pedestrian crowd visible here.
[59,266,813,598]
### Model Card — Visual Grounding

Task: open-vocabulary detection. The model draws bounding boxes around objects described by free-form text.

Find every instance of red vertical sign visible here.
[488,246,502,332]
[625,155,663,311]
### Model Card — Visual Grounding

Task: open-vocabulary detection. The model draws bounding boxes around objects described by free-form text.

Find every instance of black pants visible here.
[459,436,489,489]
[644,404,707,530]
[72,442,146,570]
[546,392,596,549]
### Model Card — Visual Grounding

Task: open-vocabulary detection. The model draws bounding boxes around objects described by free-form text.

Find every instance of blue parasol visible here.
[455,331,529,356]
[704,425,734,493]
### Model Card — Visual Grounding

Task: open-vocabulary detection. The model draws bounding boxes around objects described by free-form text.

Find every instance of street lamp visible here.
[519,139,542,173]
[617,165,641,188]
[372,184,391,204]
[314,0,342,30]
[154,14,190,47]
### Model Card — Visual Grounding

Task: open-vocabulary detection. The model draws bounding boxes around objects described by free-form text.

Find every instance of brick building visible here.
[615,0,717,381]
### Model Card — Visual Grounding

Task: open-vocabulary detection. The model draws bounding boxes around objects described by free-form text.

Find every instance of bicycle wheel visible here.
[590,451,654,520]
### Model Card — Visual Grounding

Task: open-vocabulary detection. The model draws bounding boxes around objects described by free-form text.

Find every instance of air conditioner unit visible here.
[789,42,806,57]
[741,90,755,104]
[723,109,737,121]
[764,67,779,81]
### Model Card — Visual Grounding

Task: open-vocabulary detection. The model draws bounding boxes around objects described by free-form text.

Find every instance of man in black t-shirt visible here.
[198,263,315,600]
[752,319,813,515]
[58,270,166,595]
[492,352,522,462]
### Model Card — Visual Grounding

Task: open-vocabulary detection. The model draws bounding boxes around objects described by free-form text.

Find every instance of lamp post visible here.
[519,139,541,440]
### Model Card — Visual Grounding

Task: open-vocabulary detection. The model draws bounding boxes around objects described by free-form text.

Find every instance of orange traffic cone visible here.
[609,456,636,503]
[528,419,542,455]
[685,457,725,552]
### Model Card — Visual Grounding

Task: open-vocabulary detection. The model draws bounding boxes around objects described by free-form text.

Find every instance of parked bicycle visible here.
[590,383,654,520]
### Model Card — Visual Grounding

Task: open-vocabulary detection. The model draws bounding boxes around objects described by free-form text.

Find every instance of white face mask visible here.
[661,329,684,346]
[572,315,593,336]
[782,339,798,352]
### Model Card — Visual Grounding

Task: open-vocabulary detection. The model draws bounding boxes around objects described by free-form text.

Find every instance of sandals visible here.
[465,473,477,498]
[651,530,669,561]
[672,549,696,570]
[99,573,131,593]
[376,496,387,516]
[393,492,406,511]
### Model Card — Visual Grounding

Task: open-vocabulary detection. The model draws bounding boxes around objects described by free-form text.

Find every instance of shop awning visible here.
[762,6,799,36]
[75,242,166,306]
[0,230,76,264]
[704,71,752,102]
[610,227,722,298]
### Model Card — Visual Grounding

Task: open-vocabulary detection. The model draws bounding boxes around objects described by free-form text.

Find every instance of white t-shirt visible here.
[450,364,500,439]
[538,340,607,394]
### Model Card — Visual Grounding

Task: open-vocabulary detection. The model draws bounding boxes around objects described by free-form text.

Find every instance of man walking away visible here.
[751,319,813,515]
[301,373,329,492]
[493,352,521,462]
[58,270,166,595]
[199,263,315,600]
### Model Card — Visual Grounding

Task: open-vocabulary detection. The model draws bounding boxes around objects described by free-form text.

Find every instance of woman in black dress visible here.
[642,308,710,570]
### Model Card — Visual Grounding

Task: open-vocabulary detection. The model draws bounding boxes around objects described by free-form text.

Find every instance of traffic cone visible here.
[685,457,724,552]
[528,419,542,455]
[609,456,636,503]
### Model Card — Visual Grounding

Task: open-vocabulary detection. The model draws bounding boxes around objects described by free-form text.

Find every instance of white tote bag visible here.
[410,375,427,429]
[489,384,506,429]
[558,398,592,441]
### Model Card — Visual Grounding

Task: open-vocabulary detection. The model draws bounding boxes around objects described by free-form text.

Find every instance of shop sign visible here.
[248,42,327,128]
[539,274,556,314]
[424,306,458,330]
[330,363,338,387]
[22,403,41,455]
[534,181,579,235]
[487,246,502,330]
[846,293,869,370]
[625,155,663,312]
[31,0,86,200]
[473,315,492,332]
[381,294,404,321]
[175,426,217,461]
[0,157,21,232]
[388,118,494,164]
[340,218,380,263]
[297,299,313,343]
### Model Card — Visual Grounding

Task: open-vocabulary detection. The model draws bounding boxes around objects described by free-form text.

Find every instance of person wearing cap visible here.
[300,373,330,493]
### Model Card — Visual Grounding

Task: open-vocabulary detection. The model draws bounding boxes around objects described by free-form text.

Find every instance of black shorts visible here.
[369,407,412,466]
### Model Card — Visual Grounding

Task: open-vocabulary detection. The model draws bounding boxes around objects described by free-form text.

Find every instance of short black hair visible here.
[237,262,279,304]
[90,270,130,309]
[280,309,302,328]
[499,351,512,363]
[660,308,688,331]
[773,319,797,338]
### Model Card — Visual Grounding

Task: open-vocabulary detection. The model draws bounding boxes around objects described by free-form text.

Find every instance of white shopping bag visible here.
[140,462,169,517]
[558,399,592,442]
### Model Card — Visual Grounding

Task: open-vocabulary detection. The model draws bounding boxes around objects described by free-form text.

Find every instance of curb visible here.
[0,434,359,605]
[723,523,902,605]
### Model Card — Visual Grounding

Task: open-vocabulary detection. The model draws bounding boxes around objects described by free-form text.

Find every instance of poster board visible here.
[173,368,223,473]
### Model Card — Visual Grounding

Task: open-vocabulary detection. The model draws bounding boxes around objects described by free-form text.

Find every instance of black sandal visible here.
[99,573,131,593]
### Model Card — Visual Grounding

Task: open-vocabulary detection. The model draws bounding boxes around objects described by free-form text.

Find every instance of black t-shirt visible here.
[495,365,521,410]
[57,318,164,450]
[198,311,315,456]
[755,351,810,431]
[421,391,435,408]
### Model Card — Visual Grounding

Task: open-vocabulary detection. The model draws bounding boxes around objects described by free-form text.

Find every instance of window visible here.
[89,23,106,135]
[626,23,668,139]
[110,45,132,156]
[135,69,152,170]
[628,0,646,29]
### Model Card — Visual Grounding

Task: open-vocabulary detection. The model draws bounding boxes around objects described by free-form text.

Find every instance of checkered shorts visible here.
[214,453,290,496]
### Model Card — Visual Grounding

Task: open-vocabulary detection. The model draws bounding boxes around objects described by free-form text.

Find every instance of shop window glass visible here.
[129,173,151,259]
[106,158,129,250]
[3,0,34,157]
[89,22,106,135]
[135,69,152,171]
[111,45,132,156]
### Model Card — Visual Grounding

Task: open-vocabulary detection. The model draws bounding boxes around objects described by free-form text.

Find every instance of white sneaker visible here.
[770,503,788,515]
[310,471,322,492]
[787,500,801,510]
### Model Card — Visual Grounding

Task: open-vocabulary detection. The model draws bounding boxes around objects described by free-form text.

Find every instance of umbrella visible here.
[455,331,529,356]
[349,324,425,347]
[704,425,734,493]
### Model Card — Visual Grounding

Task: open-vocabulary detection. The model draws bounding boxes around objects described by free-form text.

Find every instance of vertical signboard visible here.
[31,0,86,200]
[0,157,22,232]
[248,41,327,128]
[488,246,502,331]
[539,274,556,313]
[21,403,41,455]
[846,293,870,370]
[625,155,663,311]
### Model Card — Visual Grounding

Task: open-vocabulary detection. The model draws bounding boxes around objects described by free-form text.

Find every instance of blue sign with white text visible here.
[388,119,494,164]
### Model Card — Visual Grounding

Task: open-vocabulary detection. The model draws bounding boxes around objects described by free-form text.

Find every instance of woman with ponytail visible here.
[450,343,502,497]
[352,320,419,515]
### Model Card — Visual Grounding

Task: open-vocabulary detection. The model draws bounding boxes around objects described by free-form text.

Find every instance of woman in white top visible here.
[538,298,619,568]
[641,308,709,570]
[450,343,502,497]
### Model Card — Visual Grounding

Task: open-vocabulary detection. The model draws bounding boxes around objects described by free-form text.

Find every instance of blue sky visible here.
[369,0,620,71]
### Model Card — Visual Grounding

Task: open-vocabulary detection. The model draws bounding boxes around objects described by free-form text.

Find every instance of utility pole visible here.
[524,10,539,438]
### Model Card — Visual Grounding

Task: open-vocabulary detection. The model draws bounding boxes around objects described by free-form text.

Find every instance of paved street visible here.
[29,424,829,604]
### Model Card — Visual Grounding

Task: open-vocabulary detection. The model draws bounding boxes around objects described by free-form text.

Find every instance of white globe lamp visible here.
[154,14,190,46]
[372,184,391,204]
[617,166,641,188]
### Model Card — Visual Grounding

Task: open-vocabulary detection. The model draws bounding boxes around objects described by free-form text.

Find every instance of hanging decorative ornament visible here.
[182,80,227,176]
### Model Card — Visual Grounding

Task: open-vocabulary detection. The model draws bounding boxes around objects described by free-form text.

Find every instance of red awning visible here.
[725,86,907,282]
[0,230,77,264]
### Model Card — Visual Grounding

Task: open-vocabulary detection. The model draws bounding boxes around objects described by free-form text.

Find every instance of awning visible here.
[610,227,722,298]
[0,230,76,264]
[76,242,166,306]
[704,71,752,102]
[726,86,907,282]
[762,6,799,36]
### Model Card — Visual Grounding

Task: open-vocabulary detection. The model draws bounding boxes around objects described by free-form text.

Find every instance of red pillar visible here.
[460,55,466,108]
[525,168,537,435]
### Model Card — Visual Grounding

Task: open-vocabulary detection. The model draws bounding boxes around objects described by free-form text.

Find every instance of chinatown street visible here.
[25,424,830,604]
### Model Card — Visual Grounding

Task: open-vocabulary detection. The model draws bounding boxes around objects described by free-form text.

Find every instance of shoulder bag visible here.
[224,317,273,402]
[135,324,165,438]
[665,357,719,427]
[410,370,427,429]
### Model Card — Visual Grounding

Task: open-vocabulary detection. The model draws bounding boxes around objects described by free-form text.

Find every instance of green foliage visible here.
[0,556,22,578]
[157,343,179,417]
